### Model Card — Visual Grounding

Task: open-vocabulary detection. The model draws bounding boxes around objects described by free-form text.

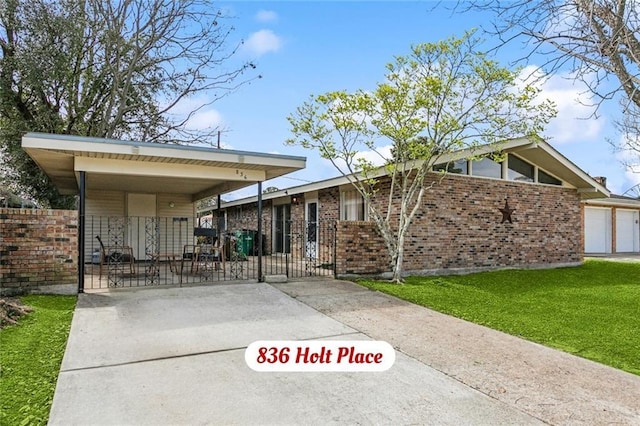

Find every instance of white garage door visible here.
[584,207,611,253]
[616,209,640,253]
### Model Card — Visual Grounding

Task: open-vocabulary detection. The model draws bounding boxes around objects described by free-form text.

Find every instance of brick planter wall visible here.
[0,208,78,295]
[335,221,388,275]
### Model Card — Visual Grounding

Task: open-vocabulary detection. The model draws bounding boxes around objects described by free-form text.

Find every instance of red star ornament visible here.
[499,200,515,224]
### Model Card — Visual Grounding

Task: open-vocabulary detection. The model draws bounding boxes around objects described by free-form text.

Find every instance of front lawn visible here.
[358,260,640,375]
[0,295,77,426]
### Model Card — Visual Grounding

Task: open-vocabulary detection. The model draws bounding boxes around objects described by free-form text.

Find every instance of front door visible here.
[305,200,318,258]
[127,193,157,259]
[274,204,291,253]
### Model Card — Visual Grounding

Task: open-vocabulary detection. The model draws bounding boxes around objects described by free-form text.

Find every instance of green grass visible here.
[358,260,640,375]
[0,295,77,426]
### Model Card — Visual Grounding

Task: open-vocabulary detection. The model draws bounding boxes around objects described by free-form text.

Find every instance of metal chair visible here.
[95,235,135,276]
[182,228,224,274]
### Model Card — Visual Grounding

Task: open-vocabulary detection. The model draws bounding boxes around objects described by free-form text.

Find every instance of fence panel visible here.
[83,216,336,290]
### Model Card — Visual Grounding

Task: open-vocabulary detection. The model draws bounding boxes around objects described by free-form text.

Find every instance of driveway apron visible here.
[49,282,543,425]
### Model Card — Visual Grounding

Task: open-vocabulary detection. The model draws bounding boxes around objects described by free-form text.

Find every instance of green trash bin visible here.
[234,230,254,257]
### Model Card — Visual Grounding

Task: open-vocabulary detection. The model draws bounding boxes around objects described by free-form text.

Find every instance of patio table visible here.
[153,253,180,273]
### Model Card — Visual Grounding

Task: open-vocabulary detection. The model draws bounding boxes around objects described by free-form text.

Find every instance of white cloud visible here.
[518,66,605,144]
[356,144,393,167]
[256,10,278,23]
[163,96,226,134]
[242,30,283,57]
[325,144,394,174]
[624,168,640,189]
[185,109,224,131]
[615,134,640,193]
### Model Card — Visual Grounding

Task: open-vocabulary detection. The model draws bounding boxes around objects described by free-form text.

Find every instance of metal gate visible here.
[83,216,336,290]
[260,218,336,279]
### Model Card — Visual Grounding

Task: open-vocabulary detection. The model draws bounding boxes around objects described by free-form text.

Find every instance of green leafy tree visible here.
[0,0,257,208]
[263,186,280,194]
[287,32,556,283]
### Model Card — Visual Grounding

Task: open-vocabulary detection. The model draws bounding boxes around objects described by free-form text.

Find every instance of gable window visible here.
[472,157,502,178]
[538,169,562,185]
[507,155,534,182]
[340,190,365,221]
[433,159,468,175]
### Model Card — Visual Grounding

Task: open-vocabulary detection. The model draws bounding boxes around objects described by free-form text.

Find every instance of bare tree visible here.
[0,0,258,207]
[458,0,640,171]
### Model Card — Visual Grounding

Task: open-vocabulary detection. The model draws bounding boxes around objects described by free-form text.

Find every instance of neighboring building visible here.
[583,178,640,254]
[215,137,613,278]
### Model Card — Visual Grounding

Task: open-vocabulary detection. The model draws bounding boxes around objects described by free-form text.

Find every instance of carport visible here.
[22,132,306,291]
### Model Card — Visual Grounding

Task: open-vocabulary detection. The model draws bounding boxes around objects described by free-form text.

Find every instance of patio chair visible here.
[95,235,135,276]
[182,228,224,274]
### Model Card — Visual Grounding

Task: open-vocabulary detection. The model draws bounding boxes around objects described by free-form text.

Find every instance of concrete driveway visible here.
[49,280,640,425]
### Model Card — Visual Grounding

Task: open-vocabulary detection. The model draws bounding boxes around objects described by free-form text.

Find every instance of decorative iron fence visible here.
[260,219,336,279]
[83,216,335,290]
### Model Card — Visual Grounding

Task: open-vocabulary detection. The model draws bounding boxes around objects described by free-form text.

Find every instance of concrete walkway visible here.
[274,280,640,425]
[585,254,640,263]
[48,280,640,425]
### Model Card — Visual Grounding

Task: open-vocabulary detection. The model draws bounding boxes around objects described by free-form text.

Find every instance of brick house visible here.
[214,137,612,278]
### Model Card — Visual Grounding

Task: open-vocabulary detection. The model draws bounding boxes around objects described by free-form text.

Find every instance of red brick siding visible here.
[336,221,388,274]
[612,207,617,252]
[223,200,273,254]
[221,192,339,263]
[219,173,582,277]
[0,208,78,294]
[335,173,582,276]
[319,187,340,221]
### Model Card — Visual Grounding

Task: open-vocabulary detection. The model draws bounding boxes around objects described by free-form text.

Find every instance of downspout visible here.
[78,170,86,293]
[257,181,263,282]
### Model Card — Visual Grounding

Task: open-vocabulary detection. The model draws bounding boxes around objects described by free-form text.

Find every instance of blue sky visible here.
[185,1,639,199]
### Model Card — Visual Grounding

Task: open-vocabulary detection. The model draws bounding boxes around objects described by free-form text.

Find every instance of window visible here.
[433,159,468,174]
[507,155,534,182]
[431,151,563,187]
[340,190,365,221]
[472,157,502,178]
[538,169,562,185]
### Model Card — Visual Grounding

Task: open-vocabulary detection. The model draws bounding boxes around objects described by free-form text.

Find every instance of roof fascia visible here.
[533,140,610,197]
[584,198,640,208]
[22,132,306,168]
[220,136,611,207]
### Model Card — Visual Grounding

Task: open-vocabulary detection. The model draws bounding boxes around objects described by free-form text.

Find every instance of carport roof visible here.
[22,132,306,201]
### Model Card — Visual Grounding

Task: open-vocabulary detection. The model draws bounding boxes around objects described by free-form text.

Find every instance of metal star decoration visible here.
[499,199,515,223]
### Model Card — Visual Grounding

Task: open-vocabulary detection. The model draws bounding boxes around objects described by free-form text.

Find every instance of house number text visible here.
[245,340,395,372]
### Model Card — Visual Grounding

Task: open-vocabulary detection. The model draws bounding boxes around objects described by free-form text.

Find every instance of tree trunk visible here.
[391,233,406,283]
